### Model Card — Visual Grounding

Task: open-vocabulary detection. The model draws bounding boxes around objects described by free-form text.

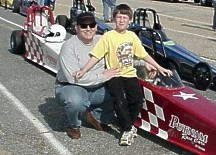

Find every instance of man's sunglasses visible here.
[79,23,96,29]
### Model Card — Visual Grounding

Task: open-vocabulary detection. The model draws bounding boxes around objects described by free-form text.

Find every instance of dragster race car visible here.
[1,0,56,15]
[55,0,112,35]
[10,5,63,73]
[128,8,216,91]
[9,4,216,154]
[134,28,216,155]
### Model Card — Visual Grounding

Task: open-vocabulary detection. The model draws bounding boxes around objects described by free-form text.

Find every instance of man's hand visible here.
[74,69,86,79]
[103,68,120,81]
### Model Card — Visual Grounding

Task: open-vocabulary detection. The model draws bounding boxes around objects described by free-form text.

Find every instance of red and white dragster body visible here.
[9,5,216,155]
[23,29,62,73]
[134,70,216,155]
[10,5,65,73]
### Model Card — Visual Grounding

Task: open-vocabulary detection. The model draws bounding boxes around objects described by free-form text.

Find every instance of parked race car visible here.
[55,0,112,35]
[1,0,56,15]
[128,8,216,91]
[10,5,63,73]
[134,28,216,155]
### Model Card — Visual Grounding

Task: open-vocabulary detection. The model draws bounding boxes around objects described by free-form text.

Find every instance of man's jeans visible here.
[55,84,115,128]
[102,0,116,21]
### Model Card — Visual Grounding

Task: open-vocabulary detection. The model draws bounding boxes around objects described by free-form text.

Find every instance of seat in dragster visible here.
[9,5,216,155]
[128,8,216,91]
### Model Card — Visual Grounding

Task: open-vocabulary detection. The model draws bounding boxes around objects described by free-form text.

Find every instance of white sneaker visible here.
[119,131,134,146]
[131,126,138,138]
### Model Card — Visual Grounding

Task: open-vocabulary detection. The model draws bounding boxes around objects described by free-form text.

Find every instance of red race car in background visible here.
[9,5,216,155]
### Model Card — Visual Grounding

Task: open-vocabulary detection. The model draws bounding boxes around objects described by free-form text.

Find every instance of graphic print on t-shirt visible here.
[116,42,133,67]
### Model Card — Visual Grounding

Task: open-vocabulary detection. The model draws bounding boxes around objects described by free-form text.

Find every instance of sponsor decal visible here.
[46,54,57,66]
[169,115,208,151]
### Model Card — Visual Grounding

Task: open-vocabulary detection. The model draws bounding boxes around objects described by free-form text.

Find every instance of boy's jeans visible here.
[102,0,116,21]
[55,84,115,128]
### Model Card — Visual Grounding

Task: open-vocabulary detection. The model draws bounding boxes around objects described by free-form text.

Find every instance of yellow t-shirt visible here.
[91,30,148,77]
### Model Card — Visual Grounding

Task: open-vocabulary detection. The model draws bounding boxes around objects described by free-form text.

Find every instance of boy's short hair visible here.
[113,4,133,20]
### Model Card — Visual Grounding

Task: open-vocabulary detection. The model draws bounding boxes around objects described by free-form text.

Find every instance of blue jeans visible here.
[37,0,45,5]
[102,0,116,21]
[213,1,216,29]
[55,84,115,128]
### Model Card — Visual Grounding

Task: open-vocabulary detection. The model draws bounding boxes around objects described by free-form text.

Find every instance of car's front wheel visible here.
[201,0,212,6]
[192,62,213,90]
[10,30,25,54]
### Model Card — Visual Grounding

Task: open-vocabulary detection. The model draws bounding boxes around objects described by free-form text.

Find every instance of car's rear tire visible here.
[12,0,21,13]
[10,30,25,54]
[201,0,212,6]
[194,0,200,3]
[192,62,213,90]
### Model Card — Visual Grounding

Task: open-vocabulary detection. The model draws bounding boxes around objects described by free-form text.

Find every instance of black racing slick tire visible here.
[12,0,20,13]
[192,62,213,91]
[201,0,212,6]
[10,30,25,54]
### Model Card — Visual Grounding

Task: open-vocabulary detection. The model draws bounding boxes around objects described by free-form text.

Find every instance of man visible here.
[55,12,119,139]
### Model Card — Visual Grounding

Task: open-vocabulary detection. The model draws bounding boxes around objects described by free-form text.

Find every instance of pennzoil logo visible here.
[169,115,208,151]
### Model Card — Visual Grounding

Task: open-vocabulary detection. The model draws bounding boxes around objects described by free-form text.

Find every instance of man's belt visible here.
[56,80,104,89]
[56,80,71,85]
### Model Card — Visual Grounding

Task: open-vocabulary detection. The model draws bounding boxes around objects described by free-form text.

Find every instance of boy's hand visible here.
[157,66,173,77]
[145,63,157,78]
[103,68,120,81]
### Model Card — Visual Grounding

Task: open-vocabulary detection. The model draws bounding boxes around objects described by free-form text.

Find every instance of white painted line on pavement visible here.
[164,27,216,40]
[0,83,73,155]
[160,14,211,25]
[0,16,22,28]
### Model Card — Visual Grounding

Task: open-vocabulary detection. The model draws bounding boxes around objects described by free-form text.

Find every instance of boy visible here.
[75,4,172,145]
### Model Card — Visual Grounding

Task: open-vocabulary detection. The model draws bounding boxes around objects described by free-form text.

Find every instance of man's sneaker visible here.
[119,131,134,146]
[131,126,138,138]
